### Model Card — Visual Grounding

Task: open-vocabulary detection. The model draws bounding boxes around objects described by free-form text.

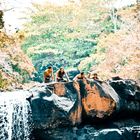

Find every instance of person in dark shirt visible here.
[56,67,69,82]
[92,73,99,80]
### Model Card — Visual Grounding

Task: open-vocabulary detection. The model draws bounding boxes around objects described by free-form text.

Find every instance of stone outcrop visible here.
[29,82,81,129]
[28,79,140,129]
[80,80,117,120]
[109,79,140,114]
[31,125,140,140]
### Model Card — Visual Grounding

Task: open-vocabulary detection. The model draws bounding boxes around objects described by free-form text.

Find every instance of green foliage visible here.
[100,17,120,33]
[119,58,128,66]
[12,64,21,73]
[80,59,97,73]
[12,64,30,83]
[22,30,97,73]
[99,47,106,53]
[111,68,117,73]
[21,2,121,81]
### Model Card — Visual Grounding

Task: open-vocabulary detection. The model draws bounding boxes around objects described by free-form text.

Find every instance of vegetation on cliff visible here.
[0,7,35,90]
[79,5,140,82]
[0,31,35,90]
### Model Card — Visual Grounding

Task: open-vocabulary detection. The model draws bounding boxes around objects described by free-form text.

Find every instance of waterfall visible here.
[0,90,32,140]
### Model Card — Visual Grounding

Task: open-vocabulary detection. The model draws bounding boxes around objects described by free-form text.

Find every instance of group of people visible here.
[44,67,69,83]
[44,66,99,83]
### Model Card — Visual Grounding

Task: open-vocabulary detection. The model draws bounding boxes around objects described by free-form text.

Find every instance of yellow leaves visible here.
[0,32,15,48]
[0,31,35,89]
[0,71,10,90]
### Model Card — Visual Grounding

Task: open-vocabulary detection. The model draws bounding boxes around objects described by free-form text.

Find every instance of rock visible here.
[31,125,140,140]
[67,69,80,80]
[109,79,140,101]
[29,82,81,129]
[80,80,117,120]
[29,80,118,129]
[122,127,136,140]
[109,79,140,113]
[111,119,140,128]
[94,127,139,140]
[131,126,140,139]
[94,129,123,140]
[112,76,122,80]
[28,79,140,129]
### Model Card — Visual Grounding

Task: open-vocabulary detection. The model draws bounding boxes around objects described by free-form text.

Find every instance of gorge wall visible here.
[0,11,35,90]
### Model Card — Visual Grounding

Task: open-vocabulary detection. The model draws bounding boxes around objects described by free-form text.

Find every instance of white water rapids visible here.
[0,90,32,140]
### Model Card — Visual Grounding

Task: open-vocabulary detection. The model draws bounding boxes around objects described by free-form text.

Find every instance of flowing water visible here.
[0,90,32,140]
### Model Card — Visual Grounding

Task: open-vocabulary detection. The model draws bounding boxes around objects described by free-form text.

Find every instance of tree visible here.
[0,10,4,29]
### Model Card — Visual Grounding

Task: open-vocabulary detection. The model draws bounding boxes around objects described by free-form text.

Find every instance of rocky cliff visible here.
[0,11,35,90]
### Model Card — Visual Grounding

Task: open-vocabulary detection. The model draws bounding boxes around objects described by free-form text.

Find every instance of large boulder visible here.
[79,80,118,120]
[109,79,140,101]
[28,79,140,129]
[109,79,140,113]
[29,82,82,129]
[28,80,117,129]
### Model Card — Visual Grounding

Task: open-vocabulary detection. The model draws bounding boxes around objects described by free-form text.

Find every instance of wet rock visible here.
[28,79,140,129]
[131,126,140,139]
[109,79,140,101]
[29,80,119,129]
[94,127,139,140]
[94,129,123,140]
[122,127,136,140]
[80,80,117,120]
[67,69,80,81]
[109,79,140,113]
[29,82,81,129]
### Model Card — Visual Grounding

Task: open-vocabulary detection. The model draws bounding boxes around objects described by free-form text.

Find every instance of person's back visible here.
[44,67,54,83]
[73,72,86,81]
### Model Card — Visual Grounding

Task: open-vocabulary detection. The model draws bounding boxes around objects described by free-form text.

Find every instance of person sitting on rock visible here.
[73,72,86,81]
[44,66,54,83]
[56,67,69,82]
[92,73,99,80]
[88,72,99,80]
[88,72,102,83]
